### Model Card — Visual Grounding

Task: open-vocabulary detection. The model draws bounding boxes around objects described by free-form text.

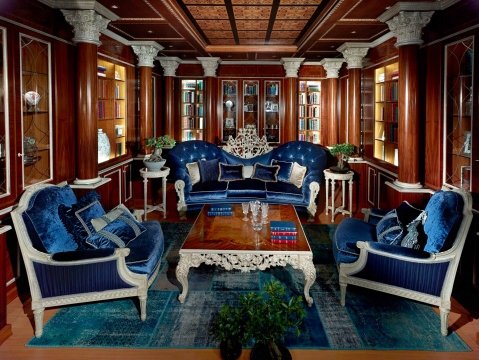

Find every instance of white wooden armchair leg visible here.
[33,307,44,338]
[340,282,347,306]
[440,307,449,336]
[139,296,147,321]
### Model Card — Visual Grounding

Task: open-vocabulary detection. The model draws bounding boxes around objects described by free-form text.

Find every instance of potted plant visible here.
[143,135,176,171]
[242,280,305,360]
[329,143,355,173]
[210,304,246,360]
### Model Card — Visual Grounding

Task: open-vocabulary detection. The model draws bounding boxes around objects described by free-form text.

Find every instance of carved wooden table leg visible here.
[176,254,192,303]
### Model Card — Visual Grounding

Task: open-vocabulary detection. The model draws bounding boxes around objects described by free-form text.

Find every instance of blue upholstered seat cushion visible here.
[423,190,464,253]
[271,159,294,183]
[218,163,243,182]
[198,158,220,183]
[266,181,303,202]
[333,217,377,264]
[23,185,78,254]
[58,191,102,249]
[227,178,267,198]
[251,163,279,182]
[376,209,404,245]
[125,221,165,277]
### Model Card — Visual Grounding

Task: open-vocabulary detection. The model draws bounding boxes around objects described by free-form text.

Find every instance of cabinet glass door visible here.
[243,80,258,130]
[222,80,238,142]
[20,34,52,188]
[444,37,474,191]
[0,28,9,197]
[264,80,280,143]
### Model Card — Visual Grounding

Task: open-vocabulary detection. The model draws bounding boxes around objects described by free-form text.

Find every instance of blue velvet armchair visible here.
[333,187,473,336]
[11,183,165,337]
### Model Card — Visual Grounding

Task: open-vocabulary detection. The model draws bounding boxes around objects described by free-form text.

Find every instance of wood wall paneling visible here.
[283,77,297,142]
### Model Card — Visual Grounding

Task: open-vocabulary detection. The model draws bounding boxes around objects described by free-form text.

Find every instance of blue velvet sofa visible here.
[333,187,473,336]
[167,140,329,217]
[11,183,165,337]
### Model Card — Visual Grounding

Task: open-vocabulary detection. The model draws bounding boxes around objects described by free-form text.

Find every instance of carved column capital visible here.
[197,57,221,77]
[385,11,434,47]
[61,9,109,45]
[131,43,163,67]
[280,58,305,77]
[339,47,369,69]
[158,57,181,76]
[319,58,345,78]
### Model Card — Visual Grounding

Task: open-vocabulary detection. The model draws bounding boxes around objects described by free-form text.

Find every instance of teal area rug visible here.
[28,223,470,351]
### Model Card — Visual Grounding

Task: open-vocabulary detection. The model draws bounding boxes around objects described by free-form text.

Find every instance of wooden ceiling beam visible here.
[206,45,297,53]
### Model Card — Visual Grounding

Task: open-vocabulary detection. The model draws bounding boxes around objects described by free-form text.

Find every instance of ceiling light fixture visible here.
[351,30,356,34]
[111,5,118,9]
[148,30,153,34]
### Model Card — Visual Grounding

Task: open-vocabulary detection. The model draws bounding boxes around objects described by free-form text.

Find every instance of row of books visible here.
[298,118,320,131]
[270,221,297,244]
[298,132,320,144]
[208,204,233,217]
[182,81,204,91]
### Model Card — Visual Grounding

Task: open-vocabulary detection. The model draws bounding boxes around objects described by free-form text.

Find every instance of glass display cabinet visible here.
[444,37,474,191]
[264,80,280,143]
[243,80,259,130]
[20,34,52,188]
[222,80,238,142]
[0,28,9,198]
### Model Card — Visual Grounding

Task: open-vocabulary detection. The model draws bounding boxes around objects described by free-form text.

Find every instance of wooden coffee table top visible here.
[180,204,311,253]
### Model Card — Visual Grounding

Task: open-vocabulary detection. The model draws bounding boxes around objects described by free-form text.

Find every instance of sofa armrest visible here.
[51,248,116,261]
[364,241,431,259]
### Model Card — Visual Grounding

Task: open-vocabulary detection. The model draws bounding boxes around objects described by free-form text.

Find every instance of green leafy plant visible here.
[210,280,305,360]
[329,143,355,170]
[210,305,247,360]
[145,135,176,150]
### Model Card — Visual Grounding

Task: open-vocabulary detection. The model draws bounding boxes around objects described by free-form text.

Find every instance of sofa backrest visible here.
[21,184,78,254]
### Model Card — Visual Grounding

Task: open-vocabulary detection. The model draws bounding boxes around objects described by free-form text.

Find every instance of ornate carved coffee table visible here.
[176,204,316,306]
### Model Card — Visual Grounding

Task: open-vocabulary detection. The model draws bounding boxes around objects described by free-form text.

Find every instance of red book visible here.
[271,231,297,236]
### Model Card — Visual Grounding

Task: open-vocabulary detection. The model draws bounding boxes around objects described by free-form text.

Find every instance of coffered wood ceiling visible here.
[96,0,438,61]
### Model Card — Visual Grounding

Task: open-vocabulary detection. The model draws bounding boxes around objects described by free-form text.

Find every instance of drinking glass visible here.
[252,214,263,231]
[249,200,261,218]
[241,202,249,221]
[261,202,269,224]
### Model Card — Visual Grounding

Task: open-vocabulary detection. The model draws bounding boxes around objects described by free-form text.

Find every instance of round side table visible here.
[323,169,354,222]
[139,167,170,220]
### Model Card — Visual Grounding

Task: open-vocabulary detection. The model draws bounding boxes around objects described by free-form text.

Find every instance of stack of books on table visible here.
[270,221,297,243]
[207,204,233,216]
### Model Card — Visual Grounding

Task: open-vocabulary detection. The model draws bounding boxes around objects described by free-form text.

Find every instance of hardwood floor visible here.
[1,184,478,359]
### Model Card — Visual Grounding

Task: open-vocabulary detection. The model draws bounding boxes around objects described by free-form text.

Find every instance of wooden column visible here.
[197,57,221,144]
[61,9,109,184]
[283,77,298,142]
[339,46,369,148]
[159,58,180,140]
[398,45,420,185]
[132,43,162,154]
[281,58,304,143]
[319,58,344,147]
[383,10,433,188]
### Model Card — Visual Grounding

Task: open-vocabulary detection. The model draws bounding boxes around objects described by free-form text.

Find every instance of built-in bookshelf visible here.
[181,79,204,141]
[374,62,398,166]
[298,80,321,144]
[222,80,238,142]
[243,80,259,130]
[97,59,126,162]
[264,80,280,143]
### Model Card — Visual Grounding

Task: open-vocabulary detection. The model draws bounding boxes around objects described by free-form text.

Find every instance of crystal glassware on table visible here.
[249,200,261,219]
[241,202,249,221]
[261,202,269,224]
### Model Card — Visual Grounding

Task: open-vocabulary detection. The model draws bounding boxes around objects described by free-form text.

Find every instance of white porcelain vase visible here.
[98,129,110,163]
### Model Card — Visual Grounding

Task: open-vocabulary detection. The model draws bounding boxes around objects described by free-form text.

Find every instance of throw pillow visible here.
[251,163,279,182]
[242,165,254,178]
[75,200,106,237]
[198,158,220,183]
[271,159,294,183]
[86,212,146,249]
[186,162,201,185]
[218,163,243,182]
[401,211,427,250]
[396,201,423,226]
[90,204,137,231]
[289,162,307,188]
[376,209,404,245]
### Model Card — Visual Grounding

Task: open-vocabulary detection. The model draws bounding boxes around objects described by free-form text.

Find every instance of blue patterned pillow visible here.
[198,158,220,183]
[86,210,146,249]
[271,159,294,183]
[376,209,404,245]
[251,163,279,182]
[218,163,243,182]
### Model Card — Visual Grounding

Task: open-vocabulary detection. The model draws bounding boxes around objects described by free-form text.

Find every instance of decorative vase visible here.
[219,339,242,360]
[143,148,166,171]
[250,342,291,360]
[98,129,110,163]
